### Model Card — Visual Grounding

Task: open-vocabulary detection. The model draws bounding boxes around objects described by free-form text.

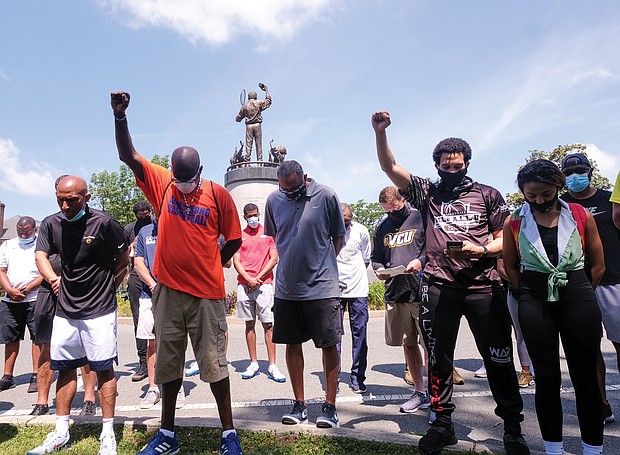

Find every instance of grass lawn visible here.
[0,423,485,454]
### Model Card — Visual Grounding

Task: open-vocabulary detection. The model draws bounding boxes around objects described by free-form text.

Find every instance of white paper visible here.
[375,265,407,277]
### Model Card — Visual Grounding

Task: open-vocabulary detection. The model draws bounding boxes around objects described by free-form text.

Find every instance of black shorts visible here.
[0,300,36,343]
[34,289,57,345]
[272,297,343,348]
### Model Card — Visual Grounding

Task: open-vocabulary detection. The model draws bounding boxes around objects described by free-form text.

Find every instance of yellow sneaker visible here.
[404,368,414,386]
[517,370,534,388]
[452,368,465,385]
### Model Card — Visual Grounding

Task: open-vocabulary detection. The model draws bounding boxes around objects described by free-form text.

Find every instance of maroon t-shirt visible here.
[402,175,509,290]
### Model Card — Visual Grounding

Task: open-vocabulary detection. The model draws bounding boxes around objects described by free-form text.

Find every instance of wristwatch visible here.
[481,245,489,258]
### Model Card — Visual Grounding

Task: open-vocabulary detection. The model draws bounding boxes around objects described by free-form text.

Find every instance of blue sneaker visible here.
[137,431,179,455]
[220,432,243,455]
[184,361,200,377]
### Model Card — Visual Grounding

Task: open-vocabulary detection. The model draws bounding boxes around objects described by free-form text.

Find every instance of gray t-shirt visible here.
[264,179,345,300]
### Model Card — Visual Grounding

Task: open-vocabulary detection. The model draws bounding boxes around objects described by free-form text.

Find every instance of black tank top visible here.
[537,224,559,266]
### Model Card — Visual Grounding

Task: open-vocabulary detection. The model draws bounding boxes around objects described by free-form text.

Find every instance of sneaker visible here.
[474,365,487,378]
[517,370,534,388]
[428,409,437,424]
[604,402,615,424]
[132,362,148,382]
[28,374,38,393]
[137,430,179,455]
[350,376,367,394]
[281,400,308,425]
[139,389,161,409]
[176,386,186,409]
[184,360,200,377]
[80,400,97,416]
[404,367,414,386]
[316,402,339,428]
[503,432,531,455]
[452,367,465,385]
[30,404,49,416]
[400,390,431,413]
[419,422,457,453]
[0,374,15,391]
[220,432,243,455]
[267,364,286,383]
[98,432,117,455]
[241,363,260,379]
[27,430,70,454]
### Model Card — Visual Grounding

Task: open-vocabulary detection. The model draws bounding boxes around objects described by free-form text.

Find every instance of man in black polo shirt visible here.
[372,111,529,455]
[29,176,128,455]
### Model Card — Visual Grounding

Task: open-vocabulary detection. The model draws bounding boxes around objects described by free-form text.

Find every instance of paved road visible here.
[1,313,619,454]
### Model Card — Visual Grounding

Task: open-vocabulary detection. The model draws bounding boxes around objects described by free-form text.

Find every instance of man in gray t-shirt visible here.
[264,160,345,429]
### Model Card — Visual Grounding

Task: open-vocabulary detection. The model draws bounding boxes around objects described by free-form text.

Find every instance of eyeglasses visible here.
[172,171,200,184]
[563,166,590,177]
[278,182,305,197]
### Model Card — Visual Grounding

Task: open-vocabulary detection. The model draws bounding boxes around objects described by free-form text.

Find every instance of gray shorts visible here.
[236,283,274,323]
[595,284,620,343]
[272,297,343,348]
[384,301,423,347]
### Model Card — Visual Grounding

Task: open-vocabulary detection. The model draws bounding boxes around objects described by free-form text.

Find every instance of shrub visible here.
[368,281,385,310]
[225,290,237,315]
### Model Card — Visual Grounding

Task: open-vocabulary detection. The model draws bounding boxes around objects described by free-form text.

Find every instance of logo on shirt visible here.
[435,201,481,233]
[383,229,417,248]
[168,195,210,226]
[84,236,96,245]
[584,206,606,217]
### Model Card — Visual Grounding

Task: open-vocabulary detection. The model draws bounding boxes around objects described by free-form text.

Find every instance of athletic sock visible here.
[55,415,70,435]
[543,440,564,454]
[222,429,237,438]
[160,428,175,438]
[101,418,114,435]
[582,441,603,455]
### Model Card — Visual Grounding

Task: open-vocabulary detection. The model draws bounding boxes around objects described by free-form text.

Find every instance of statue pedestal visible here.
[223,162,279,292]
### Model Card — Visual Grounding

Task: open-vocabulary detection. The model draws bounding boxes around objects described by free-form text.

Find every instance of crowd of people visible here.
[0,98,619,455]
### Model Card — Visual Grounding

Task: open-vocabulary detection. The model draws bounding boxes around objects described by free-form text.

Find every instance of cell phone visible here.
[447,241,463,250]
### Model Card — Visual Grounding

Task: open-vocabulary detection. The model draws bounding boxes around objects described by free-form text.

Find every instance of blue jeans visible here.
[337,297,369,382]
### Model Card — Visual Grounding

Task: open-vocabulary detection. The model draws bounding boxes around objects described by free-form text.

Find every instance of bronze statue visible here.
[235,82,271,162]
[230,141,245,166]
[268,139,287,164]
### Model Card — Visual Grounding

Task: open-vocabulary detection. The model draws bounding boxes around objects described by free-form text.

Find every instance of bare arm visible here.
[233,251,260,288]
[134,256,157,291]
[333,235,345,256]
[502,218,521,289]
[614,203,620,230]
[35,251,61,295]
[0,267,25,301]
[111,92,145,182]
[256,246,278,282]
[113,250,130,289]
[371,111,412,191]
[584,211,605,288]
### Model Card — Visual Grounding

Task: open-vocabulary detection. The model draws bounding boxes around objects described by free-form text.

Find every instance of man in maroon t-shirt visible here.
[372,111,529,455]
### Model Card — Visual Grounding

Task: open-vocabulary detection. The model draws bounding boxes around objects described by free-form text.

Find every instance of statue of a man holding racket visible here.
[236,82,272,162]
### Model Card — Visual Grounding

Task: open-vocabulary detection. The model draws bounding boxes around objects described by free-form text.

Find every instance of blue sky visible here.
[1,0,620,221]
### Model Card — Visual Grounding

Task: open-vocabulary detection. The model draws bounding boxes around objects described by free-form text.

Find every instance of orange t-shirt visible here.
[136,156,241,299]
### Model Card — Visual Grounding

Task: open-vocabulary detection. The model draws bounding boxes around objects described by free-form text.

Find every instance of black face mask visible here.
[387,205,409,224]
[527,193,558,213]
[437,168,468,188]
[134,216,152,236]
[344,220,351,229]
[279,181,307,201]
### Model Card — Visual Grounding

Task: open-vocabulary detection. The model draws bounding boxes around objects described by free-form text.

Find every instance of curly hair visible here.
[517,159,566,192]
[432,137,472,165]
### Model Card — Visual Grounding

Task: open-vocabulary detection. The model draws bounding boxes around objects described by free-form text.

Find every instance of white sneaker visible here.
[184,360,200,377]
[27,430,70,454]
[241,362,260,379]
[176,384,186,409]
[267,364,286,383]
[139,389,161,409]
[98,432,117,455]
[474,365,487,378]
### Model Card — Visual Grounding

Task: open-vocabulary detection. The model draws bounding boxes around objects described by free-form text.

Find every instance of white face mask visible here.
[176,182,197,194]
[247,216,259,229]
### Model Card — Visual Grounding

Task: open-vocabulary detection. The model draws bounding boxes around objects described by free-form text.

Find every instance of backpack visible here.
[509,202,587,257]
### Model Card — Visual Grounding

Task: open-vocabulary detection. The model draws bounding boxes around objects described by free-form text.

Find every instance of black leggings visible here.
[420,282,524,425]
[518,269,603,445]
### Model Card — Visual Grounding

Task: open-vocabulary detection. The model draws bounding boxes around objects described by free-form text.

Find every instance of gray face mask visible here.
[176,182,197,194]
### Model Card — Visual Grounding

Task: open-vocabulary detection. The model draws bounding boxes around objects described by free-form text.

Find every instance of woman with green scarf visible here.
[503,159,605,455]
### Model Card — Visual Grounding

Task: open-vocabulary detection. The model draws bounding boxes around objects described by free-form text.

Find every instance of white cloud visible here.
[584,143,619,180]
[99,0,334,46]
[0,70,10,82]
[0,139,56,196]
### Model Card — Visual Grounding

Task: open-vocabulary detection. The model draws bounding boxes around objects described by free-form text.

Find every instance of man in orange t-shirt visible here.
[111,92,244,455]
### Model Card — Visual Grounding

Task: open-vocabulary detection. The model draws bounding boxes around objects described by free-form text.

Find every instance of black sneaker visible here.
[604,402,615,424]
[281,400,308,425]
[503,433,531,455]
[80,400,96,416]
[30,404,49,416]
[316,402,339,428]
[0,374,15,391]
[132,362,148,382]
[419,422,457,453]
[27,374,38,393]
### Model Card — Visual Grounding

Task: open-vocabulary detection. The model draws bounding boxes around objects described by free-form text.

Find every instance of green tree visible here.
[350,199,385,238]
[89,155,169,225]
[505,144,611,208]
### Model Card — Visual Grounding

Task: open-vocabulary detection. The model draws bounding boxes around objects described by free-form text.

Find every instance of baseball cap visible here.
[561,153,591,170]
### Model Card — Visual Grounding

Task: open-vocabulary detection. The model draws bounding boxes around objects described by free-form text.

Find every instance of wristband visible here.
[115,115,127,122]
[481,245,489,258]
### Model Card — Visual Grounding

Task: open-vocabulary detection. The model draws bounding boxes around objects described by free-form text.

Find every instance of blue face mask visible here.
[566,173,590,193]
[18,235,36,246]
[65,206,86,222]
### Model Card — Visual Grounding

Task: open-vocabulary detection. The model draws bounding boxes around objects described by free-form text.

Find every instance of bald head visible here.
[171,147,201,181]
[57,176,88,195]
[56,176,90,220]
